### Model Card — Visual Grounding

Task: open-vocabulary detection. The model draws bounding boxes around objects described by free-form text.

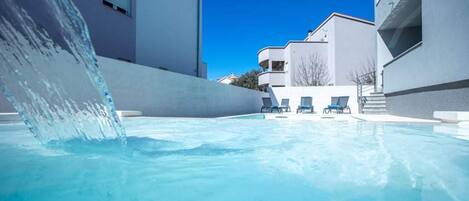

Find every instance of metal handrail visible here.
[356,71,376,114]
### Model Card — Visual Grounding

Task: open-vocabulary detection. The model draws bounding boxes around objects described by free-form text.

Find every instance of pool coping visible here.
[217,113,266,119]
[0,112,443,124]
[219,112,443,124]
[351,114,440,124]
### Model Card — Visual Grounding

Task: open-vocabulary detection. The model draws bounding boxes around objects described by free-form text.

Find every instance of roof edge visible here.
[305,12,375,40]
[257,41,328,55]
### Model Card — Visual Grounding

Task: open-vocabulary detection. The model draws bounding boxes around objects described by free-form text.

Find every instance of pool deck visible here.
[0,112,442,124]
[261,113,440,123]
[263,113,355,121]
[351,114,439,123]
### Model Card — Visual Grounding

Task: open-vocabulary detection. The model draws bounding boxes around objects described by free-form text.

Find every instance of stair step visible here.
[363,108,387,112]
[365,96,386,100]
[361,92,387,114]
[365,101,386,105]
[368,94,385,97]
[363,105,387,109]
[363,111,388,114]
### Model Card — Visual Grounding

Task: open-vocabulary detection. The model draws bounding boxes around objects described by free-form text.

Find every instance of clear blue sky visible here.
[203,0,375,80]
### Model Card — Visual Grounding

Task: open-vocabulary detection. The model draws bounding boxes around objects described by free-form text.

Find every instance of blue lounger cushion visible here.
[328,104,342,109]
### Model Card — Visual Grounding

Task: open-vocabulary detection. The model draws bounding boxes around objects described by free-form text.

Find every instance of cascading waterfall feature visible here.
[0,0,126,143]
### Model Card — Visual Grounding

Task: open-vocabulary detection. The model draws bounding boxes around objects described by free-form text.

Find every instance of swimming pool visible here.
[1,117,468,201]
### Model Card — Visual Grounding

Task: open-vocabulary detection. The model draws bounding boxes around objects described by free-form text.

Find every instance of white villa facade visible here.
[258,13,376,88]
[375,0,469,118]
[72,0,207,78]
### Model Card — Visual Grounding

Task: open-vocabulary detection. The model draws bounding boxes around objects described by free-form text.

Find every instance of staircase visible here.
[361,92,387,114]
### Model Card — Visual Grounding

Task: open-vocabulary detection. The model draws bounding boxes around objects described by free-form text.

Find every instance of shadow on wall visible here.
[267,87,280,106]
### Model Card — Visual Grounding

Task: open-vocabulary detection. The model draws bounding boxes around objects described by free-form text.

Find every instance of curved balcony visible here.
[258,71,286,87]
[258,48,284,67]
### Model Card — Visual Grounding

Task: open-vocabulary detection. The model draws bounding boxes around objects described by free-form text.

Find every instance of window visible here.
[102,0,131,16]
[272,61,285,72]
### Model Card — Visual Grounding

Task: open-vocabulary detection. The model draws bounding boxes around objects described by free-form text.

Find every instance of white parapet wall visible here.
[0,56,267,118]
[0,113,21,122]
[268,85,373,114]
[97,57,267,117]
[116,111,143,118]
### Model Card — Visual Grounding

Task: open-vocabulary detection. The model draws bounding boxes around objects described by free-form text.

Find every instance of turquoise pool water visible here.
[1,118,469,201]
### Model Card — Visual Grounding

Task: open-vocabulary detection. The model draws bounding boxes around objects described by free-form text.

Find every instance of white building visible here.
[72,0,207,78]
[217,74,239,85]
[375,0,469,118]
[258,13,376,88]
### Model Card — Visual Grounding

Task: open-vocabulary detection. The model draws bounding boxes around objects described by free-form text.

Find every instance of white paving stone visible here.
[434,111,469,123]
[351,114,439,123]
[116,110,143,117]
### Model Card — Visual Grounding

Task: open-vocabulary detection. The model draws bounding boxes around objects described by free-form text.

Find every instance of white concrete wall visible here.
[381,0,469,93]
[334,17,376,86]
[376,31,393,92]
[306,14,376,86]
[136,0,201,77]
[285,42,329,86]
[98,57,266,117]
[73,0,204,78]
[72,0,137,63]
[307,17,335,42]
[306,17,337,84]
[0,57,267,117]
[268,85,373,114]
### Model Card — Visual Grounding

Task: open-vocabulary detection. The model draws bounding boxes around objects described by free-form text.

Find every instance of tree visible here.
[231,69,261,90]
[294,54,330,86]
[348,58,376,85]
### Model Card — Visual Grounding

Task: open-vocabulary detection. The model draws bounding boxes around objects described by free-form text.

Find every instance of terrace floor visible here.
[260,112,440,123]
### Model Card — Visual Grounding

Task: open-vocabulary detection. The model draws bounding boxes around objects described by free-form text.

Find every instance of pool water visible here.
[1,117,469,201]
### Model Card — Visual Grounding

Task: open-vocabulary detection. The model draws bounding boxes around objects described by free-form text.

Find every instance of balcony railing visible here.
[376,0,401,27]
[258,48,285,66]
[384,41,423,68]
[258,71,286,86]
